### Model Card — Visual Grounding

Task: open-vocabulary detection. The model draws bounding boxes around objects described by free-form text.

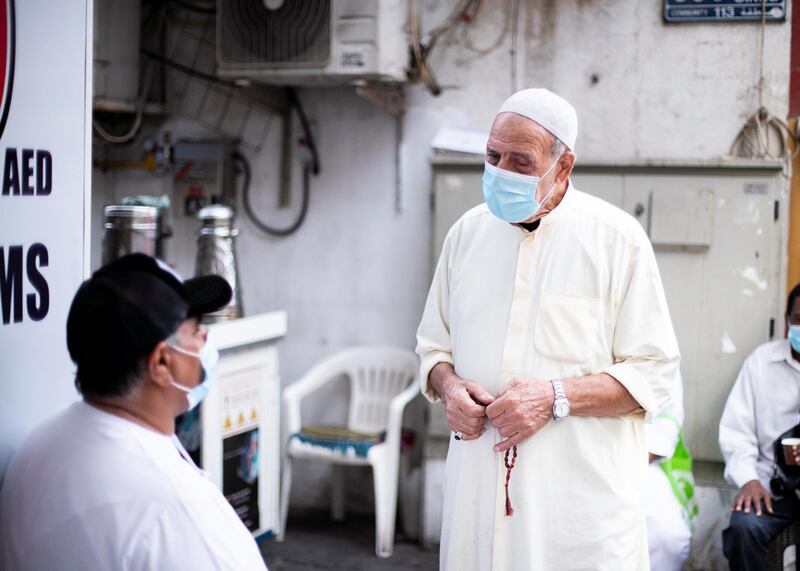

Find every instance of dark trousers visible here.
[722,491,800,571]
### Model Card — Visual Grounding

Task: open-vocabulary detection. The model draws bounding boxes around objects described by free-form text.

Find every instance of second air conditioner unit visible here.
[216,0,408,85]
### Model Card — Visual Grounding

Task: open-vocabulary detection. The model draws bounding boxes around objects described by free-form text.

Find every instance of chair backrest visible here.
[327,346,418,435]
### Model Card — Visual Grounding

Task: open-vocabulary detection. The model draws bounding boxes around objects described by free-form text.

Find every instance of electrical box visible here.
[429,158,787,463]
[216,0,407,85]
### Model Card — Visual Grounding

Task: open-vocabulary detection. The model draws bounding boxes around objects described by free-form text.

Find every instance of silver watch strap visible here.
[551,379,566,401]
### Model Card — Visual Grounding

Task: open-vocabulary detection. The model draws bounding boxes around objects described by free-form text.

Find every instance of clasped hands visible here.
[440,374,554,452]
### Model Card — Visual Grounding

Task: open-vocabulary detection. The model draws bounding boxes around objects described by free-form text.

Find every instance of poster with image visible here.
[223,427,260,532]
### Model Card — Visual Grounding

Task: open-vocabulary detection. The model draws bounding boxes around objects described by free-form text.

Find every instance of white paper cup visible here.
[782,438,800,465]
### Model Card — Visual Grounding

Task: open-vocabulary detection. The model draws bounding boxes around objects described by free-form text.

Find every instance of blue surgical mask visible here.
[789,325,800,353]
[170,339,219,411]
[482,154,563,223]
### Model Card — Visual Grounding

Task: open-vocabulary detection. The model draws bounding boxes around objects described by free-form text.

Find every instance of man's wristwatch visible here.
[551,379,570,421]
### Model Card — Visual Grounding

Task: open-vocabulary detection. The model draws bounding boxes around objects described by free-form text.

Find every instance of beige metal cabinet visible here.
[429,158,786,462]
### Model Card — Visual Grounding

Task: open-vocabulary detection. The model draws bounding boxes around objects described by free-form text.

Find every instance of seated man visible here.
[0,254,268,571]
[646,373,693,571]
[720,283,800,571]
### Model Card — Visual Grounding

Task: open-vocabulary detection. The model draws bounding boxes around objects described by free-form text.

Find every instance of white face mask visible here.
[482,153,563,223]
[170,339,219,411]
[789,324,800,353]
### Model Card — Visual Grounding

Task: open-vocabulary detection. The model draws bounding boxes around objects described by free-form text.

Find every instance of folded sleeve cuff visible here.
[725,461,761,490]
[419,352,453,403]
[604,362,660,423]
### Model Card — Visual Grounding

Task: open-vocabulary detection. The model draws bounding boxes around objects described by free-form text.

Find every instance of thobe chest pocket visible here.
[534,290,602,364]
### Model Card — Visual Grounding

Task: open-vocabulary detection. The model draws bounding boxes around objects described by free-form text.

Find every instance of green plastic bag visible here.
[658,414,700,529]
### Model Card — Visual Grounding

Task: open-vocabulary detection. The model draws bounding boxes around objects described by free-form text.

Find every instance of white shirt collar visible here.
[768,338,800,373]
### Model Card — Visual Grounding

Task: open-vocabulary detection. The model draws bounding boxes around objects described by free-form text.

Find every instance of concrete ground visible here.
[260,510,438,571]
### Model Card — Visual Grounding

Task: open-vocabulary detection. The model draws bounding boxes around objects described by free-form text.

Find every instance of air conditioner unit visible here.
[216,0,408,86]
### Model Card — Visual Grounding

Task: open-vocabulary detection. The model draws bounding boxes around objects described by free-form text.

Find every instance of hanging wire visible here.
[408,0,443,95]
[757,0,766,110]
[509,0,521,92]
[93,60,155,144]
[731,108,798,163]
[239,152,312,237]
[426,0,477,54]
[93,3,167,145]
[407,0,509,96]
[171,0,215,14]
[460,1,512,57]
[730,0,799,167]
[238,88,319,237]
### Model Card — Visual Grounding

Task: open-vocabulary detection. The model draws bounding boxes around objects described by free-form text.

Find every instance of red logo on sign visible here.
[0,0,14,140]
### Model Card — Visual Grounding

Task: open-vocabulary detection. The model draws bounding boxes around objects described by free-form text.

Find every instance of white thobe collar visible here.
[514,180,576,235]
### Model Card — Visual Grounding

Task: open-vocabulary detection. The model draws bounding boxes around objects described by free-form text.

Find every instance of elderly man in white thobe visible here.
[416,88,680,571]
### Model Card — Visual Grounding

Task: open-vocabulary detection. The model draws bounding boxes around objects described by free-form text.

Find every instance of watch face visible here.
[554,401,570,418]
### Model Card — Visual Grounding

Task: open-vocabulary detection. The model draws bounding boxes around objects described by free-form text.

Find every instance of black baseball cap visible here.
[66,253,232,383]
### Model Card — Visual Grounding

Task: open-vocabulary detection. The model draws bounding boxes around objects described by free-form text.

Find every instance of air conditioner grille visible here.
[219,0,331,67]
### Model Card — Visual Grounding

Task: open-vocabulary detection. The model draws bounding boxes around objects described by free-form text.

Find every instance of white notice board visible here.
[0,0,92,477]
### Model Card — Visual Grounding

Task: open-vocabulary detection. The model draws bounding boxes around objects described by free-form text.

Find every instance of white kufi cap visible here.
[497,88,578,150]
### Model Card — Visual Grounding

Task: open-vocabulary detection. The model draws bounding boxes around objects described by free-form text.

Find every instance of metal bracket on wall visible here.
[356,85,406,214]
[238,85,293,209]
[355,85,406,118]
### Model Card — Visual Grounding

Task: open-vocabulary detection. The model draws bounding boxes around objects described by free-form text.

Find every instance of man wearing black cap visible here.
[0,254,268,571]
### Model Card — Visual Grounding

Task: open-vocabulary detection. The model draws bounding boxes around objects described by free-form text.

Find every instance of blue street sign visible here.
[664,0,786,23]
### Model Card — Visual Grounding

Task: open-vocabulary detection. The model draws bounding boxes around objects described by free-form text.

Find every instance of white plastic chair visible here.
[277,346,419,558]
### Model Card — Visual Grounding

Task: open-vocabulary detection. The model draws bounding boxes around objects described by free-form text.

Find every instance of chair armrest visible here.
[282,363,344,437]
[383,379,420,452]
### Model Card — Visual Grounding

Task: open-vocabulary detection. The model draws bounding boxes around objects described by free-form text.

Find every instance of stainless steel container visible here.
[153,207,172,260]
[102,205,159,264]
[195,204,242,321]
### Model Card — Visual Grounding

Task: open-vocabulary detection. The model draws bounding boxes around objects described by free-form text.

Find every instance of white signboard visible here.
[0,0,92,476]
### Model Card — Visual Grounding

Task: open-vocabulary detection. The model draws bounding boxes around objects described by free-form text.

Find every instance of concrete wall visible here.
[91,0,792,527]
